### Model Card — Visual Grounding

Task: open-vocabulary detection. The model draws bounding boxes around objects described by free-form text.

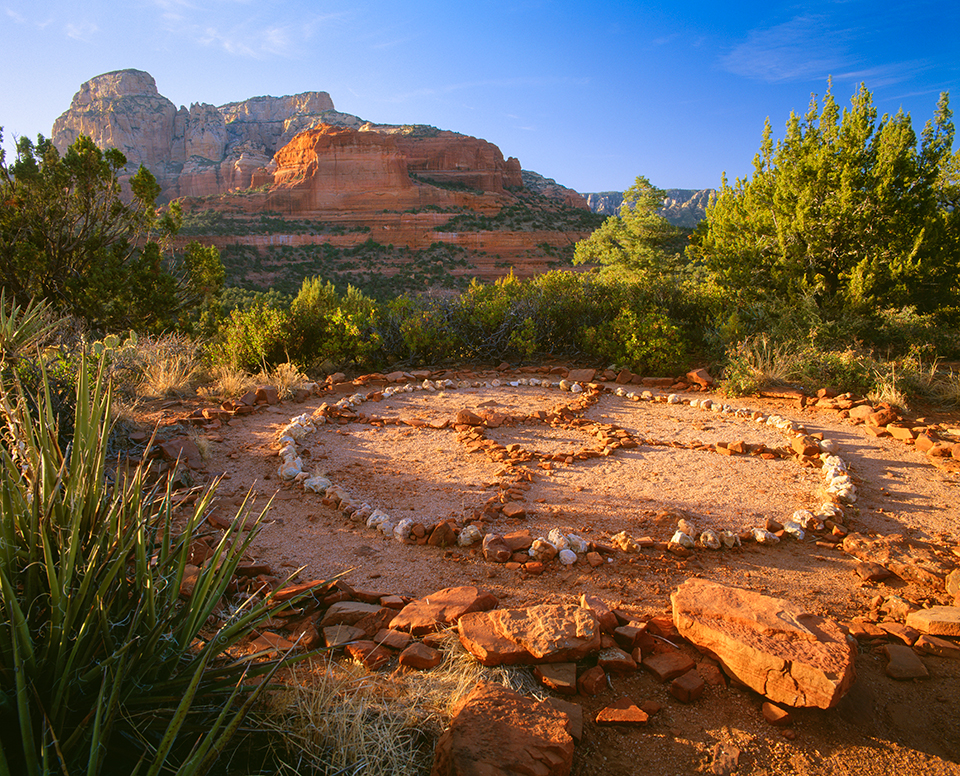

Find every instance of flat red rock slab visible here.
[535,662,578,695]
[345,640,392,670]
[906,606,960,638]
[596,696,649,726]
[670,669,705,702]
[390,586,498,635]
[319,601,387,628]
[458,604,601,667]
[398,642,443,669]
[642,650,695,683]
[883,644,929,680]
[914,634,960,660]
[431,682,574,776]
[672,579,856,709]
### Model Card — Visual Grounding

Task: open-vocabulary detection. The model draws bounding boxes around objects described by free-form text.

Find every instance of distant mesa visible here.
[51,69,538,207]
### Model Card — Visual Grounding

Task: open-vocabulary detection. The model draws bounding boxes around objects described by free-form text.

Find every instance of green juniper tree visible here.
[689,83,958,323]
[573,175,684,280]
[0,131,223,333]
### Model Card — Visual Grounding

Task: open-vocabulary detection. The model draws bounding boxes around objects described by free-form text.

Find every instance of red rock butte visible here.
[52,69,598,283]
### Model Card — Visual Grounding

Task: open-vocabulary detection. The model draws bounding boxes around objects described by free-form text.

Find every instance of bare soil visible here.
[146,374,960,776]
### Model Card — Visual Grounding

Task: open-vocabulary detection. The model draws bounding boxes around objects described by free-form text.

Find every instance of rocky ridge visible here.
[52,69,559,208]
[584,188,714,228]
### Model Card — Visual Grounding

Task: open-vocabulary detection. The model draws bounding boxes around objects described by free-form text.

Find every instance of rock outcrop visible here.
[671,578,856,709]
[52,69,533,206]
[584,188,714,227]
[263,125,522,216]
[522,170,590,210]
[458,603,601,666]
[53,69,357,200]
[52,69,601,285]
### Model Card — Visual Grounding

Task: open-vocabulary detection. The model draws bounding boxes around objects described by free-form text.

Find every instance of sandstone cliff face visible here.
[52,70,180,174]
[52,69,343,200]
[393,129,523,193]
[52,69,598,290]
[52,69,539,207]
[243,125,513,216]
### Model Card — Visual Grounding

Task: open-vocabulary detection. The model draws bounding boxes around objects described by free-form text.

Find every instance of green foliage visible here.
[581,307,686,375]
[380,296,458,365]
[436,190,605,233]
[289,277,382,368]
[574,176,685,279]
[691,84,958,320]
[203,268,716,375]
[210,302,292,371]
[0,131,226,335]
[0,355,320,775]
[0,291,57,369]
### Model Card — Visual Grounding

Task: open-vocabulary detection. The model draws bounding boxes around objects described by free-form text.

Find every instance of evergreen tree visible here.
[690,83,958,319]
[573,176,684,280]
[0,131,223,332]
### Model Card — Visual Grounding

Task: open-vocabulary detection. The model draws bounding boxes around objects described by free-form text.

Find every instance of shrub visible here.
[581,306,686,375]
[210,301,292,371]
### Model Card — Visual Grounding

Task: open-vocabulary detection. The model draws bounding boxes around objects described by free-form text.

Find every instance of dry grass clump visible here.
[256,361,310,401]
[198,364,257,400]
[135,332,202,397]
[261,631,541,775]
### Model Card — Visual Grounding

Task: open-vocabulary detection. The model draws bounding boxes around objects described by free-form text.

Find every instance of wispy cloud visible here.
[65,20,98,41]
[150,1,351,60]
[720,15,851,83]
[833,61,929,90]
[5,7,26,23]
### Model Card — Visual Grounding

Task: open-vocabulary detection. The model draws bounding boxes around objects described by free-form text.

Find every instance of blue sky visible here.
[1,1,957,192]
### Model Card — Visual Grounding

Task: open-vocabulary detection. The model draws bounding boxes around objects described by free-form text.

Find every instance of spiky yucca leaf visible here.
[0,355,327,775]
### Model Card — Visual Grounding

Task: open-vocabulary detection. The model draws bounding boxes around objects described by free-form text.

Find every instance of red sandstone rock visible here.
[883,644,929,680]
[345,640,392,670]
[642,650,696,683]
[762,702,793,726]
[577,666,608,695]
[906,606,960,637]
[671,579,856,709]
[580,594,619,633]
[670,669,706,703]
[458,604,601,666]
[430,682,574,776]
[318,601,385,628]
[399,642,443,669]
[391,586,498,635]
[914,634,960,660]
[686,368,715,388]
[535,663,578,695]
[595,696,649,726]
[598,647,637,674]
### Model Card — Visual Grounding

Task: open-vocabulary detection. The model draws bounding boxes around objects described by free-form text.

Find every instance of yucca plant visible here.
[0,290,55,369]
[0,355,323,775]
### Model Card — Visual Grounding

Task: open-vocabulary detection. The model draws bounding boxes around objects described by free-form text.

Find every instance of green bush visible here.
[210,301,292,371]
[289,278,382,369]
[0,356,320,775]
[581,306,686,375]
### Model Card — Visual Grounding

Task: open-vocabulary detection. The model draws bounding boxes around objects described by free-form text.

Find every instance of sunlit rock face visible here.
[52,69,341,199]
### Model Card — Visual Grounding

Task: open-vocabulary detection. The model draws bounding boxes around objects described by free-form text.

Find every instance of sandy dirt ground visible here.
[150,372,960,776]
